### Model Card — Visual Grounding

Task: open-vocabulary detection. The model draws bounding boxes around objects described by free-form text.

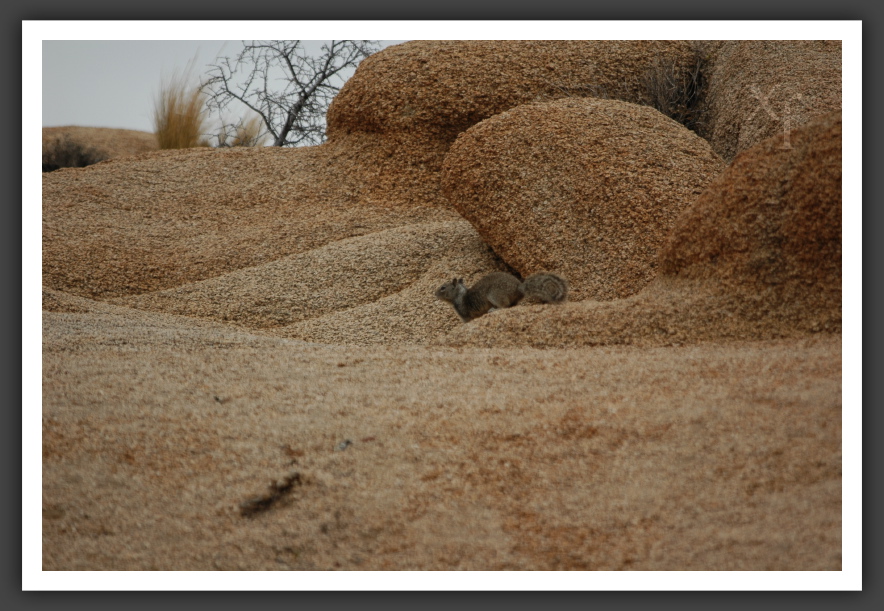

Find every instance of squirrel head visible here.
[435,277,467,303]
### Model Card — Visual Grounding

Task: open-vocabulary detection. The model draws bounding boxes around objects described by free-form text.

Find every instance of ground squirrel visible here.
[435,271,568,322]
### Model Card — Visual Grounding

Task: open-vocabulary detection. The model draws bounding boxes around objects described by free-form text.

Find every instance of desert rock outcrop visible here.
[441,111,842,348]
[327,40,701,142]
[42,146,461,300]
[441,97,725,302]
[660,110,842,332]
[39,41,845,573]
[321,40,706,222]
[112,220,510,344]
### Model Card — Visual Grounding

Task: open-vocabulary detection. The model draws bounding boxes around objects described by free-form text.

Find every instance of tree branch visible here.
[201,40,380,147]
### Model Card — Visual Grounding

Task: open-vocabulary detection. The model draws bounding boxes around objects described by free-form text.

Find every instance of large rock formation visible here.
[43,40,707,303]
[42,146,461,300]
[111,220,510,344]
[441,97,725,302]
[322,40,705,217]
[441,111,842,348]
[327,40,700,142]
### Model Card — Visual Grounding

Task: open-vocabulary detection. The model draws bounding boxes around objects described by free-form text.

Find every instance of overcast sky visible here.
[35,20,854,135]
[42,40,408,133]
[32,22,585,140]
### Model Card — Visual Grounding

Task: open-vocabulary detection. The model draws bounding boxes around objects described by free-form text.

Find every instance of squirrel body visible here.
[435,271,568,322]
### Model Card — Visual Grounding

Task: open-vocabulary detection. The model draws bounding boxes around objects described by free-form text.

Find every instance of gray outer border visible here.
[16,0,876,608]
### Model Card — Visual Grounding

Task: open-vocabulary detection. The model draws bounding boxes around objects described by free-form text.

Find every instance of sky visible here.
[42,40,408,133]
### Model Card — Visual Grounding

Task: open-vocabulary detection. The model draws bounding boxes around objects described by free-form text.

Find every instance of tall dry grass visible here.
[152,63,211,149]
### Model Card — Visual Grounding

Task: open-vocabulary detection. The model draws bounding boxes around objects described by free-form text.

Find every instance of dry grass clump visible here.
[638,50,708,135]
[216,114,268,148]
[152,64,211,149]
[41,133,108,172]
[553,48,709,136]
[42,127,158,164]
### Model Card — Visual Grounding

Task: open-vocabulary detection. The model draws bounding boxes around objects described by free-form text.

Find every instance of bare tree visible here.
[202,40,380,147]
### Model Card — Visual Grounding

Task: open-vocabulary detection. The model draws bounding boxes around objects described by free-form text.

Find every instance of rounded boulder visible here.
[441,97,725,301]
[660,111,842,331]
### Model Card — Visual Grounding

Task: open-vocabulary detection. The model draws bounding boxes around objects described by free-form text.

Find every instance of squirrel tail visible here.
[521,273,568,303]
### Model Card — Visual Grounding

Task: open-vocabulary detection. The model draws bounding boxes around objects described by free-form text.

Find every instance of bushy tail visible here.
[521,273,568,303]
